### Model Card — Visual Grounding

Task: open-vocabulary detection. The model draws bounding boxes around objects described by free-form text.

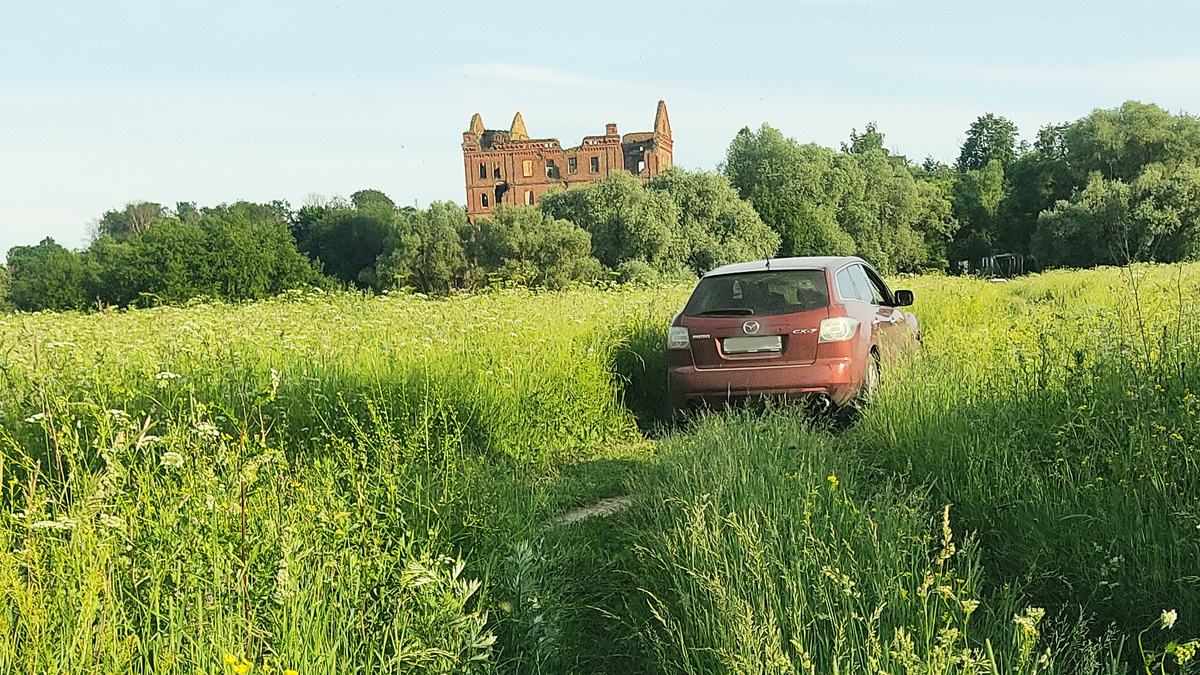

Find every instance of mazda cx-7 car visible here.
[667,256,917,414]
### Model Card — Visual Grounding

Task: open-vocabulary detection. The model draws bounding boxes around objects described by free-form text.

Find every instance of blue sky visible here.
[2,0,1198,255]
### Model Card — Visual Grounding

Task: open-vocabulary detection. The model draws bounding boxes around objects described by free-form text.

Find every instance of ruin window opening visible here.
[495,183,509,205]
[522,160,533,177]
[545,160,558,179]
[493,164,501,179]
[481,193,489,208]
[568,157,577,174]
[638,160,645,173]
[479,163,487,179]
[525,190,535,205]
[590,156,599,173]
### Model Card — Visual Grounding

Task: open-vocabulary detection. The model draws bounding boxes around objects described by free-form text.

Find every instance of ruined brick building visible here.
[462,101,672,220]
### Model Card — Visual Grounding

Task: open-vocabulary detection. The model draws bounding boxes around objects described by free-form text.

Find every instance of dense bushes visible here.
[949,101,1200,269]
[5,204,325,311]
[724,122,954,274]
[10,99,1200,312]
[3,166,786,311]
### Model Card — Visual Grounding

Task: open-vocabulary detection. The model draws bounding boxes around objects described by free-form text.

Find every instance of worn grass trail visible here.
[538,265,1200,674]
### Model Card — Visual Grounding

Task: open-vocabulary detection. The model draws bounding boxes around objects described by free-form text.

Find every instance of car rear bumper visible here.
[668,356,859,407]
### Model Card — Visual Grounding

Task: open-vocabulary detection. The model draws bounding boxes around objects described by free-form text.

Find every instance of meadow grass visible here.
[0,285,681,673]
[2,266,1200,674]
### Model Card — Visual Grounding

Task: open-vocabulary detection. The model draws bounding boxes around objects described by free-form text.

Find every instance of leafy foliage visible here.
[6,237,86,311]
[725,123,955,273]
[376,202,468,294]
[950,102,1200,270]
[464,206,601,289]
[539,171,679,271]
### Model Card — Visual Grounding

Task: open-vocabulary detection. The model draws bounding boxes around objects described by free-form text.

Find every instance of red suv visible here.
[667,256,917,414]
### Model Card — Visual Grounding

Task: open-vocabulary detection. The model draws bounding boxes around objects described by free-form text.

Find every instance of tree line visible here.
[4,99,1199,312]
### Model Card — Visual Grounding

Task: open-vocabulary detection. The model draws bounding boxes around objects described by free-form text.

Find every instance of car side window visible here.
[843,265,874,304]
[835,266,870,304]
[861,266,893,305]
[835,267,858,302]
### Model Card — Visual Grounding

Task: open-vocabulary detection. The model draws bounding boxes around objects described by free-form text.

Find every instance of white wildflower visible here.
[136,435,162,450]
[154,371,181,380]
[1163,609,1178,629]
[194,422,220,440]
[98,513,124,529]
[159,451,184,469]
[24,412,45,423]
[106,409,132,426]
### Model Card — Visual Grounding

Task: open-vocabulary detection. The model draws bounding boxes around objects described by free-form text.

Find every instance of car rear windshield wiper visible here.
[694,308,755,316]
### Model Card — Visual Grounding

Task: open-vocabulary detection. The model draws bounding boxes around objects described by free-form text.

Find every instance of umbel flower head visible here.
[1162,609,1178,630]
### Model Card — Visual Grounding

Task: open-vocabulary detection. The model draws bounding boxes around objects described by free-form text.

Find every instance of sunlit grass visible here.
[4,265,1200,673]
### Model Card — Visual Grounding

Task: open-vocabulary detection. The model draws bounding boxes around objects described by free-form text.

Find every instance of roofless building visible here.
[461,101,673,220]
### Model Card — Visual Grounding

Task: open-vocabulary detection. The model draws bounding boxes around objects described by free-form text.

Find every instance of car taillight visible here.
[667,326,690,350]
[818,317,859,343]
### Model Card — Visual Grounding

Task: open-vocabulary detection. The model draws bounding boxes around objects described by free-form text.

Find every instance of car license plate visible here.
[723,335,782,354]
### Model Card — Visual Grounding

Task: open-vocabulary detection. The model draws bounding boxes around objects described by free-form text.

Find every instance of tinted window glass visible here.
[850,265,885,304]
[861,266,893,305]
[835,266,869,303]
[683,270,829,317]
[835,267,858,301]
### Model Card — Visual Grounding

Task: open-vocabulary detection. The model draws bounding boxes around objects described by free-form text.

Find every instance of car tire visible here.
[855,349,881,407]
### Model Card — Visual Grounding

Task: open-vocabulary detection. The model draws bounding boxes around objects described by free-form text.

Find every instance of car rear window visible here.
[682,269,830,317]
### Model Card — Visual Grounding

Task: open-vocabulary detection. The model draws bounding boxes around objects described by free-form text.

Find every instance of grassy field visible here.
[2,266,1199,674]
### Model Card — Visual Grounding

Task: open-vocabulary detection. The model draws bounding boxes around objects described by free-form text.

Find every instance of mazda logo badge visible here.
[743,320,760,334]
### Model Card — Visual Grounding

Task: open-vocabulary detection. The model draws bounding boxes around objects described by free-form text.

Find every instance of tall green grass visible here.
[4,267,1200,674]
[0,285,684,673]
[848,266,1200,667]
[624,409,1054,674]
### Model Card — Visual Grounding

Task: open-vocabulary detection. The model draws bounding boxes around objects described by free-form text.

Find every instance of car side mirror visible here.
[894,290,914,306]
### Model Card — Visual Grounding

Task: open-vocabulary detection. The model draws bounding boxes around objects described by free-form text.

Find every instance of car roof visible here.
[702,256,864,278]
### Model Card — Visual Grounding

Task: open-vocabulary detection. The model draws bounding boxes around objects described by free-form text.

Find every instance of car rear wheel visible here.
[855,349,881,407]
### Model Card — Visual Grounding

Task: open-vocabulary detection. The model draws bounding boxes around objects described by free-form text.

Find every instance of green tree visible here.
[950,159,1008,263]
[912,178,958,270]
[996,129,1075,256]
[1064,101,1200,182]
[6,238,86,311]
[842,122,885,156]
[957,113,1019,172]
[725,123,955,272]
[1134,162,1200,261]
[725,125,855,258]
[351,189,397,212]
[0,265,10,311]
[377,202,468,294]
[295,202,393,287]
[465,206,600,289]
[1033,174,1131,268]
[539,172,679,270]
[199,202,323,300]
[83,202,323,307]
[647,167,780,273]
[94,201,168,240]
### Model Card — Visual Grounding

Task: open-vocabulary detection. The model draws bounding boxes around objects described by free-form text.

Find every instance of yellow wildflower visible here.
[223,653,239,665]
